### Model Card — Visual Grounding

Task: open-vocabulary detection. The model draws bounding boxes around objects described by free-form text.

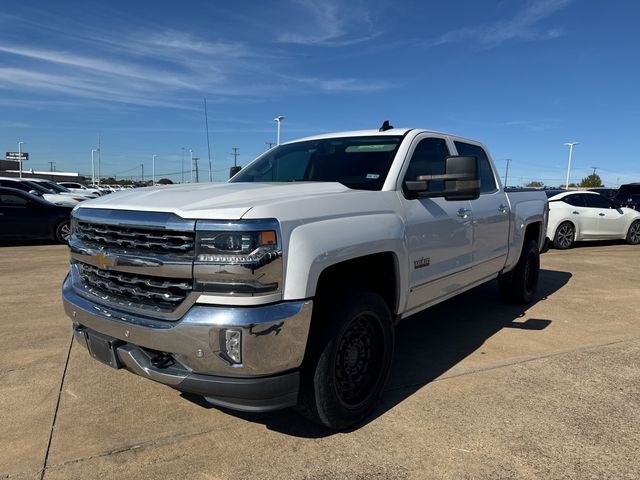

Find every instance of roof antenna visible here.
[379,120,394,132]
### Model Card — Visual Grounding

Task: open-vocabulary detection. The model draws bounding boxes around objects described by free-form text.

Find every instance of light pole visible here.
[18,141,24,178]
[564,142,579,189]
[91,149,97,185]
[274,115,285,145]
[152,154,157,185]
[189,149,193,183]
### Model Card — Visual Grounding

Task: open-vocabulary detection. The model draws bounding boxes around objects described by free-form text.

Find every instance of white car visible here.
[29,179,99,200]
[546,190,640,248]
[58,182,102,196]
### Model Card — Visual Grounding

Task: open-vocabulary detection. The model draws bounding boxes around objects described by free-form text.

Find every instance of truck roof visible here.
[288,128,479,145]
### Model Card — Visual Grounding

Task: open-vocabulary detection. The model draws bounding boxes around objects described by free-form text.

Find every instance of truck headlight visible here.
[194,219,283,296]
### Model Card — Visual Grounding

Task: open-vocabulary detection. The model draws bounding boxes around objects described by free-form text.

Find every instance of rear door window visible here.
[454,141,497,194]
[584,194,611,209]
[563,194,587,207]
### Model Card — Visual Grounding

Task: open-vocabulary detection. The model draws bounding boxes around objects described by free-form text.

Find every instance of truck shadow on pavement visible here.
[183,268,572,438]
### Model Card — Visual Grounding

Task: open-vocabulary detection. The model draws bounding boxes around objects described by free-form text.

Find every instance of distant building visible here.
[0,158,83,183]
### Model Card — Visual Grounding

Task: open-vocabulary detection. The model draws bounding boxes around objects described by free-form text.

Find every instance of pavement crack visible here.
[38,334,74,480]
[43,420,242,471]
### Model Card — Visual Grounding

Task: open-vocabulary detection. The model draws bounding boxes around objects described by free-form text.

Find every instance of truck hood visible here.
[76,182,356,220]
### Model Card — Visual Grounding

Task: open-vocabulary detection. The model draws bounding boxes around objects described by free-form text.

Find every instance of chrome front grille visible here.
[77,262,193,313]
[74,221,195,256]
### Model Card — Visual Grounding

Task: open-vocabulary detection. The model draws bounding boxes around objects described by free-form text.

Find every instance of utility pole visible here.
[181,147,185,183]
[504,159,512,187]
[591,166,599,176]
[274,116,284,145]
[266,142,275,150]
[141,163,144,182]
[231,147,239,167]
[48,161,56,172]
[152,155,157,185]
[193,157,200,183]
[189,149,193,183]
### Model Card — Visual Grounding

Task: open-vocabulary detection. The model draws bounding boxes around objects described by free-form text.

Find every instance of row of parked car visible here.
[0,177,137,243]
[1,175,639,249]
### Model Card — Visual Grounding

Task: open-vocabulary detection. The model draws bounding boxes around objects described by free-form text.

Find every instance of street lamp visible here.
[189,149,194,183]
[152,154,157,185]
[18,141,24,178]
[91,149,98,185]
[564,142,579,189]
[274,115,285,145]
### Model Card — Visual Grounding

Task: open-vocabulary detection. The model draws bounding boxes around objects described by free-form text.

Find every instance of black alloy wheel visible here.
[297,290,394,430]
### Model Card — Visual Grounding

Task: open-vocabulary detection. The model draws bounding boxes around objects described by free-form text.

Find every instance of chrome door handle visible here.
[599,213,605,216]
[572,211,580,215]
[457,208,472,218]
[498,204,509,214]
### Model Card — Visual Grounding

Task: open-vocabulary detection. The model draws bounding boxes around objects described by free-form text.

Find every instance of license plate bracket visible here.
[84,330,124,369]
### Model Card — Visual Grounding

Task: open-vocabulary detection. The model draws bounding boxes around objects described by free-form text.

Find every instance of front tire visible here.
[297,291,394,430]
[499,239,540,304]
[55,220,71,244]
[627,220,640,245]
[553,222,575,249]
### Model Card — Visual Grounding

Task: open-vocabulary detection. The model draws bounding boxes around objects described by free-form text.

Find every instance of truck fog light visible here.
[224,329,242,364]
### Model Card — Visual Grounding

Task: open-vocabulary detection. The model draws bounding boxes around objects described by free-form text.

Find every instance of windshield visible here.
[230,136,403,191]
[44,181,70,192]
[22,181,49,194]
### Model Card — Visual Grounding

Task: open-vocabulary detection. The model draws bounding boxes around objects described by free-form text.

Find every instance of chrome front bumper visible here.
[62,275,312,411]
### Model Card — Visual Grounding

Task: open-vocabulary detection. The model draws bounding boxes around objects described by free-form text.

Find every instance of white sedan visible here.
[546,190,640,249]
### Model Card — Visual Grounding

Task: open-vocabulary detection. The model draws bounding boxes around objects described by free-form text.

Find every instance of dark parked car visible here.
[612,183,640,211]
[587,187,618,199]
[0,187,73,243]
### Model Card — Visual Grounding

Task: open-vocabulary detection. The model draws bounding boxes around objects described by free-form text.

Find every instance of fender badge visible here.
[414,257,430,269]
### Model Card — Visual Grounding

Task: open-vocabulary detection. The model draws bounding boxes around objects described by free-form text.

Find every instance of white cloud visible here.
[277,0,379,46]
[427,0,572,48]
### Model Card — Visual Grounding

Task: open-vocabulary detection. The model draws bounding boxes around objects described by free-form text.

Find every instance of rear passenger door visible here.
[584,194,626,237]
[454,141,510,281]
[563,194,598,237]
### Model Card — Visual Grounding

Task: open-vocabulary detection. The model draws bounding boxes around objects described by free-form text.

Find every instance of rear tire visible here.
[54,220,71,244]
[499,240,540,304]
[626,220,640,245]
[296,291,394,430]
[553,222,575,249]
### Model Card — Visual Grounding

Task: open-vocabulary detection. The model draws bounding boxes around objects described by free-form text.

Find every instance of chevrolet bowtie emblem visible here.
[94,252,116,270]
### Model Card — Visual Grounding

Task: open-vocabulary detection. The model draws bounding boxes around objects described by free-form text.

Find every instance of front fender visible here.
[283,214,408,310]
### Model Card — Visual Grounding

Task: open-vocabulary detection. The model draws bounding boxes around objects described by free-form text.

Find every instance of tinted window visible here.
[584,194,612,209]
[563,194,587,207]
[454,141,497,193]
[0,194,29,206]
[404,137,450,191]
[231,136,402,191]
[0,180,29,192]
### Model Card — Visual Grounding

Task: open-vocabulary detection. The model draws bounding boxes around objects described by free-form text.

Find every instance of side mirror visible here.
[404,155,480,201]
[28,190,42,197]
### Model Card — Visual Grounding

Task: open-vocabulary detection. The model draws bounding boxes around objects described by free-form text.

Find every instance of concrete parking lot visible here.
[1,243,639,479]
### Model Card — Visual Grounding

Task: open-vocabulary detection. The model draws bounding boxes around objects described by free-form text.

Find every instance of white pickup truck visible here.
[63,125,548,429]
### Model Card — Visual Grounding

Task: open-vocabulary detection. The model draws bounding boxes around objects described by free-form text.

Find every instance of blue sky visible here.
[0,0,638,186]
